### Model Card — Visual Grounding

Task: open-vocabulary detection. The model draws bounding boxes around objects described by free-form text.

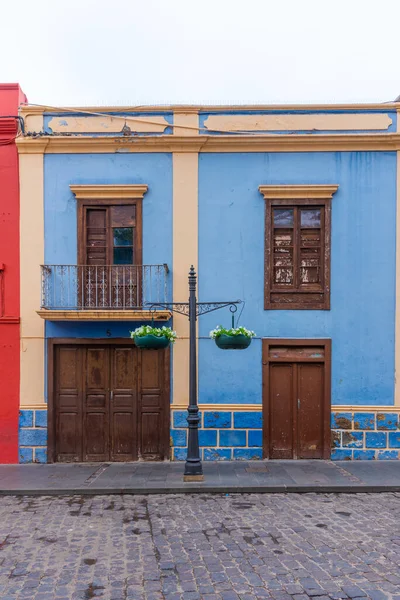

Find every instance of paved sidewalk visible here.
[0,460,400,495]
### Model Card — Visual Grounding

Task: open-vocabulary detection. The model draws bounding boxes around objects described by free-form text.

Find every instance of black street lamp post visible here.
[149,265,241,481]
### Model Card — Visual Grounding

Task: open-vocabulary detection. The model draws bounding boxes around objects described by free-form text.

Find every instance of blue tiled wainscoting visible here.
[19,409,47,463]
[172,409,400,461]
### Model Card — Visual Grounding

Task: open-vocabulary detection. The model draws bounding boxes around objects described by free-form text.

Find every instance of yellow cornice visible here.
[70,184,148,200]
[259,184,339,199]
[37,309,171,321]
[19,103,400,115]
[16,133,400,154]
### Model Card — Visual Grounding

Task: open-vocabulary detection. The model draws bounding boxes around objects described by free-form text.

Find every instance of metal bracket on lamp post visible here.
[148,265,242,482]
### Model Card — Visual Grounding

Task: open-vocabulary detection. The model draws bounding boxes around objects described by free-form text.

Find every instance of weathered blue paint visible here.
[331,449,352,460]
[44,112,174,136]
[19,429,47,447]
[248,430,262,447]
[203,411,232,428]
[170,430,187,447]
[199,151,396,408]
[173,448,187,461]
[365,432,387,448]
[19,448,33,463]
[19,410,33,428]
[34,448,47,464]
[35,410,47,428]
[233,448,262,460]
[331,413,352,429]
[234,412,262,429]
[388,432,400,448]
[203,448,232,461]
[354,413,375,430]
[219,430,246,447]
[353,450,376,460]
[342,431,363,448]
[378,450,399,460]
[198,430,218,447]
[376,413,398,430]
[173,411,189,428]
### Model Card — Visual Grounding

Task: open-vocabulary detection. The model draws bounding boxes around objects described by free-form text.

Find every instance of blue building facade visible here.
[17,103,400,462]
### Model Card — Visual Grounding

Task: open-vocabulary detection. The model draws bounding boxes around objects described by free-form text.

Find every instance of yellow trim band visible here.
[17,133,400,155]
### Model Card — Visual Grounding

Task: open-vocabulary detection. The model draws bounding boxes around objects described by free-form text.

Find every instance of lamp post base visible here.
[183,474,204,482]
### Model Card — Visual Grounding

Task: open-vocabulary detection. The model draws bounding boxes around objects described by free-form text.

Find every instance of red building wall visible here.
[0,84,26,463]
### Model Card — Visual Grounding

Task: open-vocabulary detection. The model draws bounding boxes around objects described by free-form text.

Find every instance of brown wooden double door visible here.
[263,339,331,459]
[50,341,169,462]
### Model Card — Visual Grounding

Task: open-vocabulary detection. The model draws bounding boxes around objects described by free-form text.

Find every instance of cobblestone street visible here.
[1,493,400,600]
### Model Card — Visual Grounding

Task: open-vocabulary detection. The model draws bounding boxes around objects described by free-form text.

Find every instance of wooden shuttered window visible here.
[259,185,338,310]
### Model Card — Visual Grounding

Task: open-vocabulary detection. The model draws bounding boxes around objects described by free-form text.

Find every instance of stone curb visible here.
[1,484,400,496]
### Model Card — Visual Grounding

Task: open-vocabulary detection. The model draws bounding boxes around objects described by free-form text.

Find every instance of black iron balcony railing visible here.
[40,264,169,310]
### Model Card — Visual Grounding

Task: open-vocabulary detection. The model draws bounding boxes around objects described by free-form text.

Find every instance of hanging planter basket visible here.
[130,325,177,350]
[134,334,171,350]
[210,326,256,351]
[215,333,252,350]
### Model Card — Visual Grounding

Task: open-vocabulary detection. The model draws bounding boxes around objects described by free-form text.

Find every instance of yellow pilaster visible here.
[396,109,400,405]
[19,151,45,409]
[172,111,199,405]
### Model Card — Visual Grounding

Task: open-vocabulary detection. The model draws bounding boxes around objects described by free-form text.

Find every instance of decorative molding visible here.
[0,118,18,135]
[259,184,339,199]
[37,309,171,321]
[0,317,20,324]
[16,133,400,154]
[204,113,393,133]
[70,184,148,200]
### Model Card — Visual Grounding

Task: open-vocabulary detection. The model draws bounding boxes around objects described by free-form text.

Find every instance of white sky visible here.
[1,0,399,107]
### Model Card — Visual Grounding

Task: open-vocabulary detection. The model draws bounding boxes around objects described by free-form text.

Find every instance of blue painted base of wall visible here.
[18,408,400,463]
[19,410,48,463]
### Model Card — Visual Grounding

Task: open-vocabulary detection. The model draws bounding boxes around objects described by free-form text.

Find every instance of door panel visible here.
[269,363,294,459]
[83,348,109,461]
[110,347,137,461]
[55,347,83,462]
[53,343,169,462]
[297,363,324,458]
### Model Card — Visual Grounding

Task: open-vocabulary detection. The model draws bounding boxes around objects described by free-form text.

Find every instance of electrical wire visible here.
[20,102,272,136]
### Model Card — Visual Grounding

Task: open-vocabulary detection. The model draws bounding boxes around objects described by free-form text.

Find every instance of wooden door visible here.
[263,340,331,460]
[51,341,169,463]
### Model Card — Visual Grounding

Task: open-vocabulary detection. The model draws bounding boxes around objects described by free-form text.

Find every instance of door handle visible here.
[297,398,300,409]
[110,390,114,402]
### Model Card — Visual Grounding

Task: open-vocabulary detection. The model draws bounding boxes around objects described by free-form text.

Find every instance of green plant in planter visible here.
[130,325,177,349]
[210,325,256,350]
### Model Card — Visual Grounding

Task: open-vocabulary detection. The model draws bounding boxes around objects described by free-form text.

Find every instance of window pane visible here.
[273,208,294,227]
[113,227,133,246]
[301,209,321,228]
[113,247,133,265]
